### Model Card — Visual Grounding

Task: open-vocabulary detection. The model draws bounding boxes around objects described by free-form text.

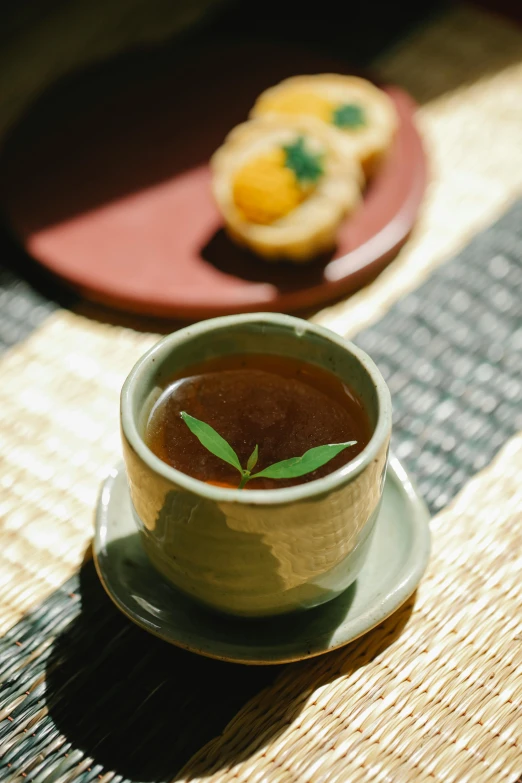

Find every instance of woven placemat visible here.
[1,445,521,782]
[1,5,522,782]
[1,202,521,783]
[0,315,156,635]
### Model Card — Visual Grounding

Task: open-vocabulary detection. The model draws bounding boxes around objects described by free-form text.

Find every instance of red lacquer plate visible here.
[0,42,426,319]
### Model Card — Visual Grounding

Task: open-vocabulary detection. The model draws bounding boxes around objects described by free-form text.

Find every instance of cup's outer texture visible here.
[121,313,391,617]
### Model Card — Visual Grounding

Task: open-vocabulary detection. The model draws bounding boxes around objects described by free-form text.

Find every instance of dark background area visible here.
[195,0,448,63]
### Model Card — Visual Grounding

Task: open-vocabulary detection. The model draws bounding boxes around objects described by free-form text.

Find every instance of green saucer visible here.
[94,456,430,665]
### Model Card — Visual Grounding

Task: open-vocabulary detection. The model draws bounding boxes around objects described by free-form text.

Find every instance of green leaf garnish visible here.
[180,412,242,473]
[332,103,366,129]
[251,442,356,480]
[283,136,324,184]
[180,412,356,490]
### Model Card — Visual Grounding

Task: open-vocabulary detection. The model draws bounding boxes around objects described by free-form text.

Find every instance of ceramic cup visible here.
[121,313,391,617]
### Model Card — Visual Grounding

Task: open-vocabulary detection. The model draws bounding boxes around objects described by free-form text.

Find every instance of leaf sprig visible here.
[332,103,366,129]
[283,136,324,184]
[180,412,356,490]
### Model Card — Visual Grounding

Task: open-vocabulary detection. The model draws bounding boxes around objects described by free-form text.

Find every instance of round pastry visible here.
[251,74,397,177]
[211,117,363,262]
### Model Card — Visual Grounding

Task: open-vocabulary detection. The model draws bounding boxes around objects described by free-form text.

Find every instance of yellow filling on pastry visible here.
[232,148,310,225]
[258,91,334,123]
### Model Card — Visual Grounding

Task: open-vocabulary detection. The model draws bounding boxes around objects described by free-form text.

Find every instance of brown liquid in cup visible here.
[145,353,371,490]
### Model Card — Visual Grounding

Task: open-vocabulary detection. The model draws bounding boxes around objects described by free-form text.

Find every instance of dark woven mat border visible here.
[0,265,57,354]
[355,199,522,511]
[0,231,78,354]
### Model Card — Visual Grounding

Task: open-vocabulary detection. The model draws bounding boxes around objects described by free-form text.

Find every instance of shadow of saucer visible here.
[44,547,416,782]
[43,554,304,781]
[179,591,417,779]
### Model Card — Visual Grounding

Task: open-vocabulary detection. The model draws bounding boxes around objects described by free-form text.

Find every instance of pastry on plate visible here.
[251,74,397,177]
[211,117,363,262]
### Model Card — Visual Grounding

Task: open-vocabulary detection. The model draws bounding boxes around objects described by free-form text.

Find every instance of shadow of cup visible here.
[44,546,416,781]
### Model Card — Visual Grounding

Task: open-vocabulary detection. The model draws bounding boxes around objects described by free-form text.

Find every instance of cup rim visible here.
[121,313,392,505]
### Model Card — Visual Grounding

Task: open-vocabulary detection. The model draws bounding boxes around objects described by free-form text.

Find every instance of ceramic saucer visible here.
[94,456,430,665]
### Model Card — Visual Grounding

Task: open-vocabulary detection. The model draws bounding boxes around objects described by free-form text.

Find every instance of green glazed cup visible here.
[121,313,392,617]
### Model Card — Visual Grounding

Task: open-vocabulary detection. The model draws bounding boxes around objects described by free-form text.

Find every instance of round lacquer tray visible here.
[0,42,426,319]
